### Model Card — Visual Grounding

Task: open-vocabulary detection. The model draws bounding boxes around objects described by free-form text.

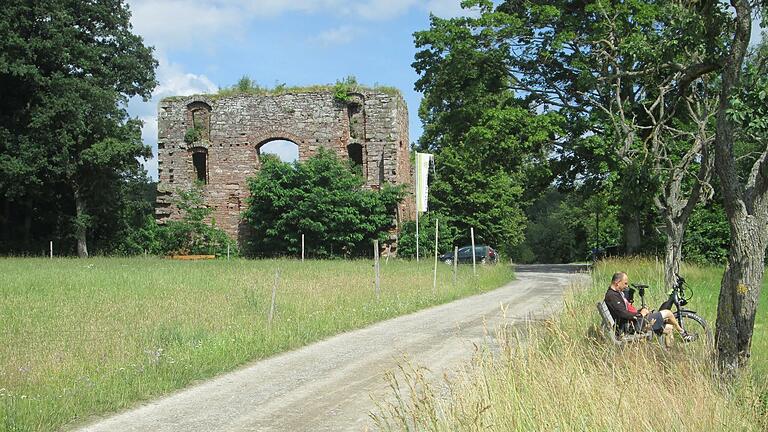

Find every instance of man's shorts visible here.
[632,311,666,334]
[644,311,666,334]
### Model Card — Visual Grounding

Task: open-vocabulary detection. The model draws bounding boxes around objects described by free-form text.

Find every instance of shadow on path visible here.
[514,263,592,274]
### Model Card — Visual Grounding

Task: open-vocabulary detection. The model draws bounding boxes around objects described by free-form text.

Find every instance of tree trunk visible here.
[715,220,767,376]
[73,184,89,258]
[712,0,767,376]
[624,215,641,255]
[662,217,684,293]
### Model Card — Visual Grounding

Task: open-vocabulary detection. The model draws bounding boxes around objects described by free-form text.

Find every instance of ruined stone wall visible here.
[155,90,414,244]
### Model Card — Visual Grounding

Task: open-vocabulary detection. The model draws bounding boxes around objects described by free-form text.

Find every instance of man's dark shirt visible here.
[604,288,638,330]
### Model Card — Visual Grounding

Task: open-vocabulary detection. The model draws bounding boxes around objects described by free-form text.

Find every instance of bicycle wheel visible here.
[677,311,713,346]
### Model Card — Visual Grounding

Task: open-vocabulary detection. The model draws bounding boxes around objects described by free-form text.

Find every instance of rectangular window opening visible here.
[193,152,207,184]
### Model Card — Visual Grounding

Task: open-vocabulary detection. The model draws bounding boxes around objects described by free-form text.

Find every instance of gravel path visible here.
[75,264,590,432]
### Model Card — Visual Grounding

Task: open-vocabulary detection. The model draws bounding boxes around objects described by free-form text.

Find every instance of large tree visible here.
[711,1,768,375]
[419,0,726,286]
[0,0,157,257]
[413,11,564,253]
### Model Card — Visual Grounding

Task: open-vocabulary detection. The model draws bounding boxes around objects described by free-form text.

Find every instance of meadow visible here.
[0,257,513,432]
[372,258,768,431]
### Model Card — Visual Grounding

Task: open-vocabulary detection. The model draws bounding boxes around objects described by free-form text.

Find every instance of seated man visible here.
[605,272,693,346]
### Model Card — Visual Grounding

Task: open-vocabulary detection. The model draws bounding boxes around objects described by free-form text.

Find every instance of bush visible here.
[114,214,163,255]
[117,183,238,256]
[243,150,404,257]
[157,184,238,256]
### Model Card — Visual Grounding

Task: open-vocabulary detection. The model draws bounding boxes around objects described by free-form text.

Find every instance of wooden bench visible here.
[168,255,216,260]
[596,301,653,345]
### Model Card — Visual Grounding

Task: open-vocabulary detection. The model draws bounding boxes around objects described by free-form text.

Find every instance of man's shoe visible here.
[682,332,698,342]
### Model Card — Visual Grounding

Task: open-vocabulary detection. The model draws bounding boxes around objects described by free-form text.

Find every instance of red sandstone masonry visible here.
[156,90,415,247]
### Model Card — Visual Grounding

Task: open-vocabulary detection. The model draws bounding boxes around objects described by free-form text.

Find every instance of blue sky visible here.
[126,1,765,180]
[125,0,478,179]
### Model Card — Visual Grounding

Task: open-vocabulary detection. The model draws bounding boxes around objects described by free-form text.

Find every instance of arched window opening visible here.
[192,149,207,183]
[258,139,298,163]
[347,143,363,167]
[186,101,212,142]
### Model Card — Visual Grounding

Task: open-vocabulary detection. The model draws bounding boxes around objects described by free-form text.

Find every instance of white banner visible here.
[415,152,433,213]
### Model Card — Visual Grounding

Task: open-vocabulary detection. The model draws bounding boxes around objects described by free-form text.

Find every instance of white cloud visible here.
[154,59,219,97]
[127,0,342,49]
[128,1,247,50]
[424,0,480,18]
[139,115,158,145]
[140,154,159,180]
[127,0,477,51]
[311,26,362,46]
[351,0,417,20]
[351,0,479,20]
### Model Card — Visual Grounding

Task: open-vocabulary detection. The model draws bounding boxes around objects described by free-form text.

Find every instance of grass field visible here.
[0,257,514,432]
[372,258,768,431]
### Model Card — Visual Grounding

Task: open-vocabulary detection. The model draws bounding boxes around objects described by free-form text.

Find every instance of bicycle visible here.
[631,274,713,347]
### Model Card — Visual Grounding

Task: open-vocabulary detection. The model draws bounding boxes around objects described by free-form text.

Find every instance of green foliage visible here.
[683,203,730,265]
[158,183,238,256]
[88,170,157,255]
[412,0,733,263]
[429,146,530,257]
[236,75,260,93]
[397,212,458,259]
[113,183,237,257]
[333,75,359,103]
[513,189,623,264]
[184,127,202,144]
[0,0,158,255]
[113,215,163,255]
[243,150,405,258]
[414,0,728,258]
[727,38,768,174]
[412,6,567,258]
[211,75,400,100]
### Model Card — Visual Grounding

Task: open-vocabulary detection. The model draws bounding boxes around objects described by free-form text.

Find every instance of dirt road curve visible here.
[75,264,590,432]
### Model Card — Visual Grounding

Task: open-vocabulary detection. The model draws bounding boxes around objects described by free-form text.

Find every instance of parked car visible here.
[439,245,498,265]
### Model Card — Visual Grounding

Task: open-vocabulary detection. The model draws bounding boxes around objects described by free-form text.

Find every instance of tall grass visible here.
[372,258,768,431]
[0,257,512,432]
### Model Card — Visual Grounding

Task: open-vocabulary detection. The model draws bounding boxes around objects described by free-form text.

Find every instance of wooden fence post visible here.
[374,240,381,299]
[453,245,458,285]
[415,212,420,262]
[433,218,439,293]
[471,227,476,276]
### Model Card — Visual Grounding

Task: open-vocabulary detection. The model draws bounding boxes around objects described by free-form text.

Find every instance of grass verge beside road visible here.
[373,258,768,431]
[0,257,513,432]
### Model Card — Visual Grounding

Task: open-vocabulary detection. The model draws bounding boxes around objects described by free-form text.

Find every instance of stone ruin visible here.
[155,89,415,246]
